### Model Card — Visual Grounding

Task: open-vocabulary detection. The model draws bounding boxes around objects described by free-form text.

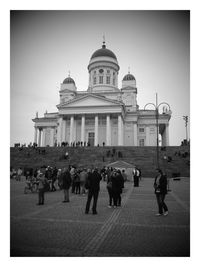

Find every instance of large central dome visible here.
[90,43,117,60]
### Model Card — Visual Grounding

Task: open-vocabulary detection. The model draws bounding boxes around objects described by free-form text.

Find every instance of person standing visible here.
[116,170,124,207]
[80,168,88,195]
[85,168,102,215]
[106,170,113,208]
[62,168,72,203]
[133,167,140,187]
[70,166,76,193]
[16,167,23,181]
[51,167,58,191]
[121,169,127,182]
[37,173,48,205]
[154,169,168,216]
[111,170,118,208]
[74,170,81,194]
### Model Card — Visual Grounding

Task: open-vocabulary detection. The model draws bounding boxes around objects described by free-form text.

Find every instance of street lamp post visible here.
[144,93,171,169]
[183,116,189,142]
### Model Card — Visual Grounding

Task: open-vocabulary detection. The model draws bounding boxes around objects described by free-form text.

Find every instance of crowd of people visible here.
[11,165,169,217]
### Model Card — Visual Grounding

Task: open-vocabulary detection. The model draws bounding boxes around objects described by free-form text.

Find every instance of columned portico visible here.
[69,115,74,145]
[81,115,85,143]
[106,114,111,146]
[94,115,99,146]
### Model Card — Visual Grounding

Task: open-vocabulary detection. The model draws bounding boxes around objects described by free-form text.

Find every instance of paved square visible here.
[10,177,190,256]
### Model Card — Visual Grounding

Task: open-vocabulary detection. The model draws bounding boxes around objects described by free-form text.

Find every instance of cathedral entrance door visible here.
[88,132,95,146]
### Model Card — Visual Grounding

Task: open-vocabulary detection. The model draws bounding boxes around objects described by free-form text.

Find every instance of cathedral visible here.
[32,40,171,147]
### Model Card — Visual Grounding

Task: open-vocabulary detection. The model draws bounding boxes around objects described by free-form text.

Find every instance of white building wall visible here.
[124,122,134,146]
[149,126,157,146]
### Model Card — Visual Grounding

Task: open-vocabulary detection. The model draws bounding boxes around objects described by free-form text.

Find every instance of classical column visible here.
[69,115,74,145]
[74,117,77,143]
[165,124,169,146]
[106,114,111,146]
[34,127,38,145]
[133,123,138,146]
[50,128,54,147]
[38,128,42,147]
[146,126,150,146]
[57,117,63,145]
[42,128,46,147]
[122,118,124,145]
[81,115,85,143]
[62,119,66,142]
[118,114,123,145]
[95,115,99,146]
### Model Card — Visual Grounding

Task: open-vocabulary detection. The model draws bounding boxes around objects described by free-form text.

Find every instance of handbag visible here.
[155,187,161,193]
[107,181,112,189]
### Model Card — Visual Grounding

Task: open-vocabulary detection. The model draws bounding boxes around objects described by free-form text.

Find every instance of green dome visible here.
[91,43,117,60]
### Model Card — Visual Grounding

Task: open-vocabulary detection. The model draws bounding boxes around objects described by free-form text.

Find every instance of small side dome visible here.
[63,76,75,84]
[123,73,136,81]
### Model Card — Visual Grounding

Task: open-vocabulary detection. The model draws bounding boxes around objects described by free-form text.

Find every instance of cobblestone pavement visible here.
[10,177,190,256]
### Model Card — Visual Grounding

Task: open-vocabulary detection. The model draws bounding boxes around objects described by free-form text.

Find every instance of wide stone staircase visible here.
[10,146,190,177]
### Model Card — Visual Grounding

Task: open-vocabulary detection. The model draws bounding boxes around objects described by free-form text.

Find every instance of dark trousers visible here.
[51,180,56,191]
[107,187,113,206]
[38,188,45,204]
[71,181,75,193]
[156,193,168,214]
[112,190,120,206]
[63,188,70,202]
[117,193,121,206]
[85,190,99,213]
[134,176,139,187]
[75,182,80,194]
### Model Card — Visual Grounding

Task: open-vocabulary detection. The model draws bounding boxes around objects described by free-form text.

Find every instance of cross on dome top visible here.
[102,34,106,49]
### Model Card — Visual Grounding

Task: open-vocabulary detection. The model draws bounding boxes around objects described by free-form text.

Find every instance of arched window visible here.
[106,76,110,84]
[99,76,103,84]
[93,77,96,85]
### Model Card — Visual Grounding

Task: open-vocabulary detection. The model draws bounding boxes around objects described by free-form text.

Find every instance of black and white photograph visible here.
[8,8,192,259]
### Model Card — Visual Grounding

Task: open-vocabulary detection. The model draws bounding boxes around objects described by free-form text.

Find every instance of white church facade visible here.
[32,41,171,147]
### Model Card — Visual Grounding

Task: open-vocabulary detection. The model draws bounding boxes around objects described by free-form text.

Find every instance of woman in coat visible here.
[62,168,72,202]
[154,169,168,216]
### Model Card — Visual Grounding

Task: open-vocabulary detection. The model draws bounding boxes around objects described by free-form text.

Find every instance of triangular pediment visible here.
[57,94,122,108]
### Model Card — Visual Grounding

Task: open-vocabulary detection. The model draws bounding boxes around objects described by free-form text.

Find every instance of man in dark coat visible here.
[116,170,124,207]
[62,168,72,203]
[85,168,102,215]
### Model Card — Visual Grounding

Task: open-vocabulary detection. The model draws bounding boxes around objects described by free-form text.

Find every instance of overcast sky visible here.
[10,10,190,146]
